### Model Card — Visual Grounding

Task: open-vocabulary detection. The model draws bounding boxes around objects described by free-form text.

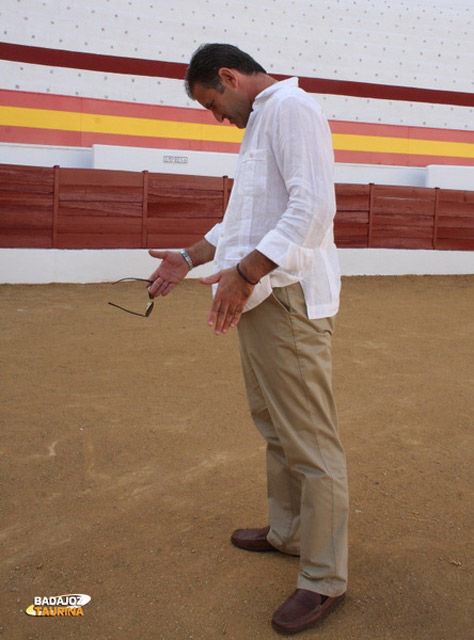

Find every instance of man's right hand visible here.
[147,249,190,297]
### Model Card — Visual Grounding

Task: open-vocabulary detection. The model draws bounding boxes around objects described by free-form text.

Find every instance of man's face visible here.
[192,76,253,129]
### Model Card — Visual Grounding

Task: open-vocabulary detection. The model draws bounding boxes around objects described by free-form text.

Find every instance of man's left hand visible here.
[199,267,254,335]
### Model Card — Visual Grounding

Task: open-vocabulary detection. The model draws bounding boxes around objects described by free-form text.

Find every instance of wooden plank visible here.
[432,187,440,249]
[335,183,370,196]
[52,164,59,247]
[372,212,434,227]
[0,210,52,229]
[334,211,369,224]
[56,233,142,249]
[437,215,474,229]
[336,195,370,211]
[58,168,142,187]
[58,201,143,218]
[147,217,217,235]
[334,226,369,247]
[146,232,203,248]
[334,222,369,237]
[334,237,369,248]
[370,237,434,250]
[148,173,224,193]
[0,164,54,193]
[147,195,224,219]
[435,238,474,250]
[436,226,474,239]
[372,197,435,216]
[56,216,142,235]
[0,230,52,248]
[59,185,142,203]
[0,191,53,211]
[373,185,434,199]
[148,187,224,201]
[437,201,474,216]
[372,225,434,240]
[438,189,474,204]
[368,182,375,247]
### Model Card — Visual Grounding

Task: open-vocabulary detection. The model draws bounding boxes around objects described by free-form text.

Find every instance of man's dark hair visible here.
[185,44,266,98]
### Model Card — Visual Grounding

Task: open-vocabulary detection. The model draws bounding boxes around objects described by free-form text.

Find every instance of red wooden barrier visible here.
[0,164,473,251]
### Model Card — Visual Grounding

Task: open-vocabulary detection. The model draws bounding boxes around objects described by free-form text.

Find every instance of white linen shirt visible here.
[204,77,341,319]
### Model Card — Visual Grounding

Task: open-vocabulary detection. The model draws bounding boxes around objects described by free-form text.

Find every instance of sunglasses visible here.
[108,277,154,317]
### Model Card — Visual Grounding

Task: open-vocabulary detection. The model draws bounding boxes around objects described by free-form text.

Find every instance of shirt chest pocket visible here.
[239,149,267,196]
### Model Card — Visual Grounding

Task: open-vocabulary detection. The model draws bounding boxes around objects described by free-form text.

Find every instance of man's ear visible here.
[218,67,238,88]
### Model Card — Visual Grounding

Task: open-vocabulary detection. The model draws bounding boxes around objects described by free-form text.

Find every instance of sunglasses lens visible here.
[145,301,154,317]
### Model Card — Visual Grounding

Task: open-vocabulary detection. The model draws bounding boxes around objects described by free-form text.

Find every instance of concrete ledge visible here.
[1,248,473,284]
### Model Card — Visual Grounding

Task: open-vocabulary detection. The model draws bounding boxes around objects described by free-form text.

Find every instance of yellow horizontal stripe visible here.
[332,133,474,159]
[0,105,243,143]
[1,105,473,158]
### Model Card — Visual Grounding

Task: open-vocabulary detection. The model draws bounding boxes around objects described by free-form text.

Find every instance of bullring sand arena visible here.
[1,275,473,640]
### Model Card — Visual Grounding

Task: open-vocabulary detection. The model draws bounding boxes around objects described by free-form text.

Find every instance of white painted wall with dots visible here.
[1,0,473,129]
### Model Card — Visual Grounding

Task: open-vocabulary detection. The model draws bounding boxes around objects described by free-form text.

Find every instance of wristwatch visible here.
[180,249,194,270]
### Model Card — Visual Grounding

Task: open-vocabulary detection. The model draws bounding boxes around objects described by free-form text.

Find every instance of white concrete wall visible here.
[0,141,436,186]
[426,165,474,189]
[1,248,473,284]
[0,142,92,168]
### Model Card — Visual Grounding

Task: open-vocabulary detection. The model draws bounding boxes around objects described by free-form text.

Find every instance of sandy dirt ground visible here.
[1,275,473,640]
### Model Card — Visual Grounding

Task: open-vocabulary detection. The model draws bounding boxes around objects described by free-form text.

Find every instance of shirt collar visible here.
[253,77,299,106]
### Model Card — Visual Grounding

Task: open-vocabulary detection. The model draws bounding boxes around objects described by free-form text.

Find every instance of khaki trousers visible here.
[237,283,348,597]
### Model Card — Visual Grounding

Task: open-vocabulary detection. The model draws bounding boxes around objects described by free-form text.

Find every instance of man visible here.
[148,44,349,634]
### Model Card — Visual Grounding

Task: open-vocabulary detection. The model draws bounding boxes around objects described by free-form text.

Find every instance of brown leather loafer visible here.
[272,589,345,634]
[230,526,278,552]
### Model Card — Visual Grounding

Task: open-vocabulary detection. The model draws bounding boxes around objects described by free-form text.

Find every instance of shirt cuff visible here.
[256,228,314,274]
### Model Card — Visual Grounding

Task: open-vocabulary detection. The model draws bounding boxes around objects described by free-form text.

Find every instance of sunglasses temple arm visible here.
[108,302,148,317]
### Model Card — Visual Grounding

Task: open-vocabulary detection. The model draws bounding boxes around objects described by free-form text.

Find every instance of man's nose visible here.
[213,110,224,123]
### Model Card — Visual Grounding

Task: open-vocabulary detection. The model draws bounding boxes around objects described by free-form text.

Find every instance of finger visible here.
[149,277,168,297]
[162,282,175,296]
[207,298,221,329]
[148,265,165,283]
[148,249,168,260]
[199,271,222,286]
[219,307,241,334]
[229,308,243,329]
[214,303,233,335]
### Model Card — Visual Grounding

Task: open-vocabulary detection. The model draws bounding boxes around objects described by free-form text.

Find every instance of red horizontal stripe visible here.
[1,42,473,107]
[0,42,187,81]
[290,75,474,108]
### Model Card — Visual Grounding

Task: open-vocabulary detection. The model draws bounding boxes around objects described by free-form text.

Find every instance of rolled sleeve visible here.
[204,222,222,247]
